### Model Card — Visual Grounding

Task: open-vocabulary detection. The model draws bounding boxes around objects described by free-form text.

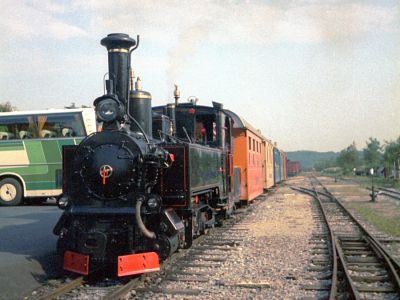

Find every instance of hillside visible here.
[286,151,339,171]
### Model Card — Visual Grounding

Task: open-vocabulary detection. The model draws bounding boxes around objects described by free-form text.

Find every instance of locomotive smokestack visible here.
[101,33,137,105]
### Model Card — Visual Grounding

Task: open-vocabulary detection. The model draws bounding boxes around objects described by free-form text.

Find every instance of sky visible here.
[0,0,399,152]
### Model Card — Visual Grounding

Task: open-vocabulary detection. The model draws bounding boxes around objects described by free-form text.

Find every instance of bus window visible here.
[0,115,32,139]
[35,112,86,138]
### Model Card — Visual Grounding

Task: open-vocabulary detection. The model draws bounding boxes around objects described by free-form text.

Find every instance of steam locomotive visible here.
[53,33,238,276]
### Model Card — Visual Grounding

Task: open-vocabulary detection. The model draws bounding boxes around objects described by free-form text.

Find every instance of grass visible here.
[323,173,400,190]
[347,202,400,238]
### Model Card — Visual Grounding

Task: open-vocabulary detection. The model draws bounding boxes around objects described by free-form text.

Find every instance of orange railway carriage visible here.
[262,138,275,190]
[225,111,264,204]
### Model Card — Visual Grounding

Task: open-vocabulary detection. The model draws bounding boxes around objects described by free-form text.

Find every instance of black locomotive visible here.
[53,33,237,276]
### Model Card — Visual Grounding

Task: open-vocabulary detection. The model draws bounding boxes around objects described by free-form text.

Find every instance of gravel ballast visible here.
[135,177,318,299]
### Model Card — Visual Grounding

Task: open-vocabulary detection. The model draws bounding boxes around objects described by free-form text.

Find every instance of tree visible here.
[336,142,360,174]
[0,101,14,112]
[314,158,337,172]
[383,137,400,179]
[363,137,382,168]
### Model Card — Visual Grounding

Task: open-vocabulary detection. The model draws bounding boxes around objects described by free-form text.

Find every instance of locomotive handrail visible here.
[129,35,140,54]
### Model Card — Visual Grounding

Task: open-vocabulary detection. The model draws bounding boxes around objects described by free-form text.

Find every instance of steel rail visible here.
[102,277,142,300]
[33,193,268,299]
[38,276,84,300]
[310,177,361,299]
[314,177,400,276]
[312,176,400,294]
[379,188,400,200]
[309,179,339,300]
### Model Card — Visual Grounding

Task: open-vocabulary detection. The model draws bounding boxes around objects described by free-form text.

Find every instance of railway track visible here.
[297,176,400,299]
[379,187,400,201]
[30,195,267,300]
[131,196,266,299]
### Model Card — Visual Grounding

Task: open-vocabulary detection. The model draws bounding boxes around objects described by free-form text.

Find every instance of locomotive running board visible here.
[63,251,89,275]
[117,252,160,277]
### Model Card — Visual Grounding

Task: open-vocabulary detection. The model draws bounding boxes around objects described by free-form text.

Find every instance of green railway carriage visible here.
[0,108,96,206]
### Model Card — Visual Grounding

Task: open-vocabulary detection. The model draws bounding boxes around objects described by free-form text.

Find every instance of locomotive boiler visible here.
[53,33,237,276]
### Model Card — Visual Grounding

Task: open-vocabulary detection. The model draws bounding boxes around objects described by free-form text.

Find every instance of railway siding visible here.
[304,176,400,298]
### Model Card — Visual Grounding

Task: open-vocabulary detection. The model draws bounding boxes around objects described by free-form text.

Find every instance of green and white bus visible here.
[0,108,96,206]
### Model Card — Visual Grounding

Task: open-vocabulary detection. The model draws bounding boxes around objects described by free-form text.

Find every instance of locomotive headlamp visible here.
[146,195,160,210]
[94,94,124,123]
[57,195,70,210]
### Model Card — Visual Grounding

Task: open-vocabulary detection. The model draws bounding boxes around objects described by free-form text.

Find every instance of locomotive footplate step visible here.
[117,252,160,277]
[63,251,89,275]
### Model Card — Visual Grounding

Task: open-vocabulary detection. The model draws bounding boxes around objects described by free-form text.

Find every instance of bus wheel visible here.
[0,178,23,206]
